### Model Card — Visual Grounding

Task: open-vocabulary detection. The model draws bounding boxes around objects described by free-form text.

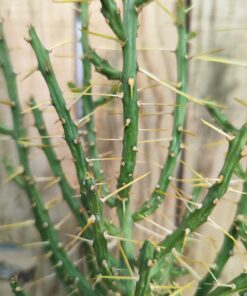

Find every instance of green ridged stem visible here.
[28,26,114,282]
[135,241,155,296]
[86,48,122,80]
[2,157,25,189]
[29,97,100,275]
[133,0,188,222]
[30,97,120,238]
[115,2,138,292]
[135,0,153,8]
[94,93,115,108]
[99,0,125,42]
[10,276,28,296]
[157,185,204,285]
[0,123,13,135]
[206,105,237,134]
[207,273,247,296]
[29,97,88,229]
[135,124,247,294]
[205,105,246,180]
[0,21,96,296]
[80,3,113,208]
[195,174,247,295]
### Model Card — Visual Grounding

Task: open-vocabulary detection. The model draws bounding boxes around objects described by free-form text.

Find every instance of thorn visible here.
[128,78,135,99]
[201,118,235,141]
[101,171,150,203]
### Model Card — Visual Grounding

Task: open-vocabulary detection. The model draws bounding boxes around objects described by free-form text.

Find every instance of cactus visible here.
[1,1,247,296]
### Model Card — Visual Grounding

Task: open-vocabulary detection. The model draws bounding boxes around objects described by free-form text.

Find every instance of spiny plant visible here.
[0,0,247,295]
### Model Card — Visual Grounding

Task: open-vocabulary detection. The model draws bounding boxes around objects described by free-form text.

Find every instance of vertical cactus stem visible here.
[28,26,115,284]
[0,22,96,295]
[29,97,100,274]
[135,124,247,293]
[114,0,138,292]
[29,97,89,229]
[196,172,247,295]
[132,0,188,222]
[10,275,28,296]
[99,0,126,42]
[135,241,155,296]
[80,2,114,207]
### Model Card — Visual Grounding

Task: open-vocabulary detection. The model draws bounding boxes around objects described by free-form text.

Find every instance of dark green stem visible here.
[207,273,247,296]
[135,241,155,296]
[133,0,188,222]
[0,122,13,135]
[0,21,96,296]
[99,0,126,42]
[28,26,114,283]
[10,276,28,296]
[80,2,113,207]
[135,123,247,294]
[2,157,25,189]
[114,0,139,293]
[195,175,247,295]
[135,0,153,8]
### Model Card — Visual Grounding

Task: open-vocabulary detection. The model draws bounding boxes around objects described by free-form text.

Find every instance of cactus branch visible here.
[2,157,25,189]
[28,26,114,281]
[10,275,28,296]
[206,105,237,134]
[80,2,113,207]
[135,123,247,294]
[133,0,188,222]
[135,0,153,9]
[0,123,13,135]
[99,0,125,42]
[115,0,139,274]
[86,48,122,80]
[135,241,155,296]
[205,106,246,179]
[29,97,89,228]
[0,21,96,296]
[195,174,247,295]
[207,273,247,296]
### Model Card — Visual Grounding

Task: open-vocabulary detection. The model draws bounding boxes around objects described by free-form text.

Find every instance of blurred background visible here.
[0,0,247,295]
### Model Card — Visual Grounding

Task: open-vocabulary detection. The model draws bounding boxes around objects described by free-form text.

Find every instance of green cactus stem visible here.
[86,48,122,80]
[207,273,247,296]
[133,0,188,222]
[195,174,247,295]
[0,21,96,296]
[10,275,28,296]
[99,0,126,42]
[206,104,237,134]
[114,2,139,290]
[28,26,115,283]
[135,123,247,295]
[30,97,89,229]
[80,2,114,208]
[0,123,13,135]
[2,157,25,189]
[135,0,153,9]
[205,105,246,180]
[135,241,155,296]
